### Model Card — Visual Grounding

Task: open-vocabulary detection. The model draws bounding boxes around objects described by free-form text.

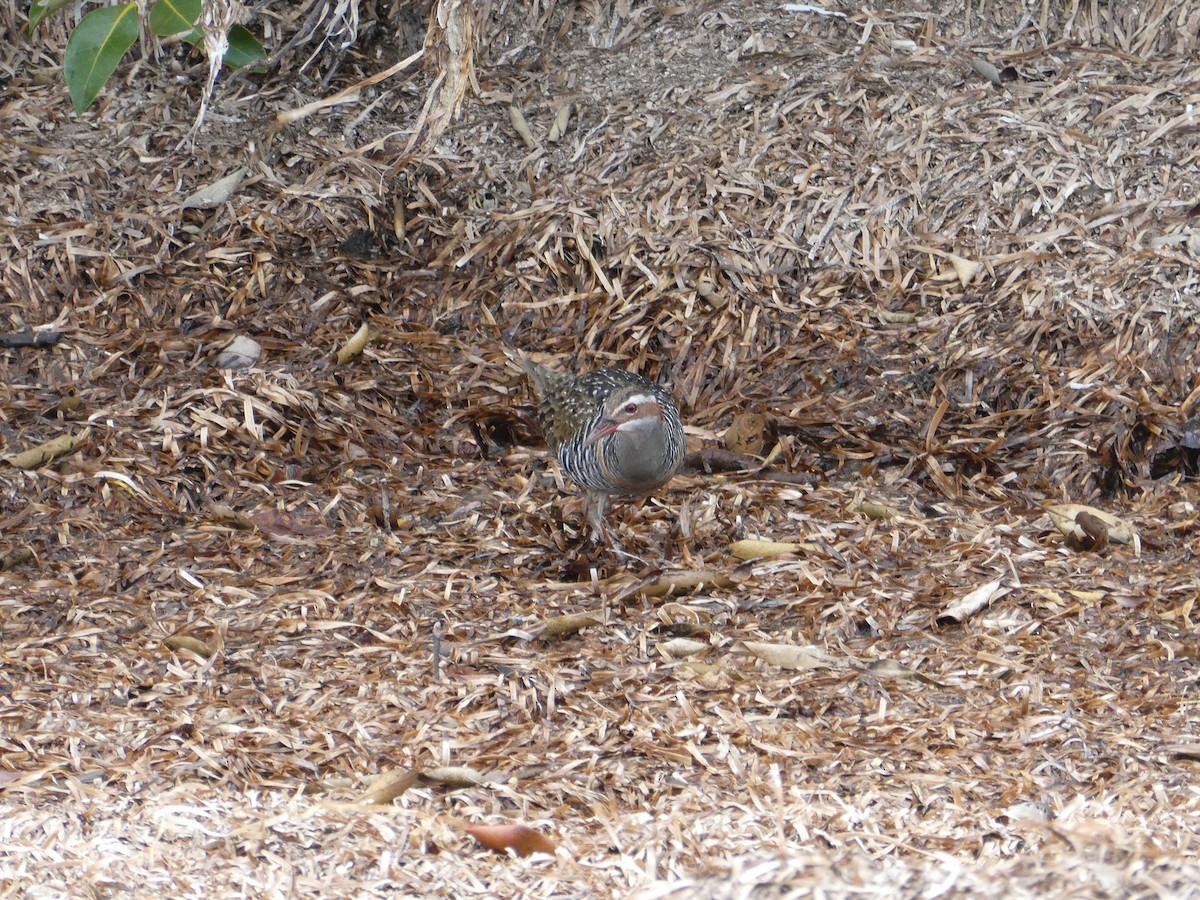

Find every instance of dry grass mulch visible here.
[3,1,1200,897]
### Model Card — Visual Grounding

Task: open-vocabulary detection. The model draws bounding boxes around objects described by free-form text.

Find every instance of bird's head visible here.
[584,391,663,446]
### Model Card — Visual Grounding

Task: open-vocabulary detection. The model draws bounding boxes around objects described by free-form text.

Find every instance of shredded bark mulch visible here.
[3,1,1200,896]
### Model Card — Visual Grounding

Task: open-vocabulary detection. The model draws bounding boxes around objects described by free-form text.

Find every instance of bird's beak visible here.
[584,419,619,447]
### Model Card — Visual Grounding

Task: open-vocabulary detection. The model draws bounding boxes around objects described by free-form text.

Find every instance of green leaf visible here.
[64,3,140,114]
[27,0,74,33]
[149,0,200,37]
[223,26,267,70]
[179,24,266,72]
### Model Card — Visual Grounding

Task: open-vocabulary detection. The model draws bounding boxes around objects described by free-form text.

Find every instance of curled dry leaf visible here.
[660,637,709,659]
[181,167,246,210]
[864,658,922,681]
[732,640,856,671]
[858,500,903,520]
[546,103,571,143]
[635,569,734,599]
[969,58,1004,86]
[1066,510,1109,552]
[695,277,726,309]
[421,766,486,788]
[208,504,255,529]
[724,411,768,456]
[508,104,538,149]
[876,307,917,324]
[161,635,213,657]
[537,612,602,638]
[1001,801,1052,823]
[729,538,806,559]
[460,821,556,858]
[213,334,261,370]
[336,323,373,365]
[937,578,1009,625]
[359,767,422,805]
[948,253,982,286]
[1046,503,1139,554]
[4,433,85,469]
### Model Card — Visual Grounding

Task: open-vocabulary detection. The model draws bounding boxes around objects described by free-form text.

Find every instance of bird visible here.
[516,356,686,541]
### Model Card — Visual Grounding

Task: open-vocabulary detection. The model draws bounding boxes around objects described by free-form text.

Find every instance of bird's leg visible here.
[583,491,608,544]
[582,492,650,565]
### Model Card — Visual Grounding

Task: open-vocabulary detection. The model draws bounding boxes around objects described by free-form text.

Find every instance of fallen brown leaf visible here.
[536,612,603,638]
[635,569,735,599]
[161,635,214,658]
[3,433,85,469]
[724,411,768,456]
[360,767,422,805]
[460,821,556,858]
[937,579,1010,625]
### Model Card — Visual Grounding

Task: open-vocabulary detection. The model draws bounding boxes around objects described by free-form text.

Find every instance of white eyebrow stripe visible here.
[619,393,659,406]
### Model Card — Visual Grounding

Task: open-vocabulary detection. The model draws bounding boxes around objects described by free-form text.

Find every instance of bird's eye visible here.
[623,402,638,415]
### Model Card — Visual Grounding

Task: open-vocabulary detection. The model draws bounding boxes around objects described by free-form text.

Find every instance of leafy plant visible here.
[28,0,267,114]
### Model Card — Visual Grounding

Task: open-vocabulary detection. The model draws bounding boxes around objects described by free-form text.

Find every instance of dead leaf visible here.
[1046,504,1139,554]
[546,103,571,143]
[969,58,1004,86]
[732,640,856,671]
[213,335,261,370]
[724,411,768,456]
[3,433,85,469]
[460,821,556,857]
[537,612,602,638]
[660,637,708,659]
[864,658,922,680]
[508,105,538,149]
[635,569,735,599]
[696,277,725,309]
[422,766,486,788]
[161,635,213,657]
[858,501,904,520]
[336,323,373,365]
[209,504,255,529]
[360,767,422,804]
[181,167,246,209]
[729,539,806,559]
[937,578,1009,625]
[876,307,917,324]
[948,253,982,286]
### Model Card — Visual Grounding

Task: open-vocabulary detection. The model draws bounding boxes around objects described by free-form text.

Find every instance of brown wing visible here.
[521,363,660,449]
